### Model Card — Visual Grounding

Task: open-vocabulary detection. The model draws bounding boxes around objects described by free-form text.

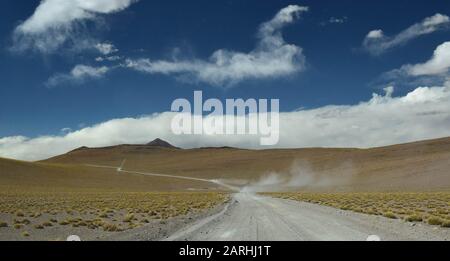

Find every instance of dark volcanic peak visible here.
[146,138,178,149]
[70,146,90,152]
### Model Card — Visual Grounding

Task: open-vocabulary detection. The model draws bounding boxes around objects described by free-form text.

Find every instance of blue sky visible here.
[1,0,450,160]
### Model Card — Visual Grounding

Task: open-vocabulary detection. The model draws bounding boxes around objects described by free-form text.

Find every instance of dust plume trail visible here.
[242,160,356,192]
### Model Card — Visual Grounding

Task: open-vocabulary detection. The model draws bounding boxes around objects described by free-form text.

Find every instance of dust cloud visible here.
[241,160,356,192]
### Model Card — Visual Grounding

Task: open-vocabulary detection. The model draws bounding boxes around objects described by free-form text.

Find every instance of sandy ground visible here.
[164,193,450,241]
[104,204,226,241]
[0,206,225,241]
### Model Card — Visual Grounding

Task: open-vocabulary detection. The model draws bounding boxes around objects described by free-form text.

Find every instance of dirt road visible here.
[85,163,239,191]
[165,193,449,241]
[85,163,449,241]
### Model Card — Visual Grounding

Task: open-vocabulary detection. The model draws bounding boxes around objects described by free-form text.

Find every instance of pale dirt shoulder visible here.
[281,198,450,241]
[161,194,449,241]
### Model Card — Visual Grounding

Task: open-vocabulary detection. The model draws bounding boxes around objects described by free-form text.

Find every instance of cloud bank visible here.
[12,0,138,53]
[125,5,308,87]
[2,81,450,161]
[363,13,450,55]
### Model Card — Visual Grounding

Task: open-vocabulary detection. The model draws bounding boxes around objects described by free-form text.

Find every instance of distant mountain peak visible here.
[146,138,178,149]
[70,146,89,152]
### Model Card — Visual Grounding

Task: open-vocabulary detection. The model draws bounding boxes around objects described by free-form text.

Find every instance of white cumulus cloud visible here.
[125,5,308,87]
[382,41,450,85]
[12,0,138,53]
[1,81,450,161]
[405,41,450,76]
[366,29,384,39]
[363,13,450,55]
[95,42,118,55]
[46,64,110,87]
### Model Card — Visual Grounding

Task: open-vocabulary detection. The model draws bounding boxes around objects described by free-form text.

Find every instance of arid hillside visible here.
[43,137,450,191]
[0,157,219,192]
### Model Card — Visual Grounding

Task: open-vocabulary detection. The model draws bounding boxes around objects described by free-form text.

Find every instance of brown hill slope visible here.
[0,157,219,192]
[44,137,450,191]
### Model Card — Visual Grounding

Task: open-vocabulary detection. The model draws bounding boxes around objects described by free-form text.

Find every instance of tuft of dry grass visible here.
[428,217,443,226]
[58,220,70,226]
[102,223,121,232]
[405,214,423,222]
[34,224,44,229]
[383,212,397,219]
[14,224,23,229]
[42,222,53,227]
[14,219,31,225]
[98,212,108,218]
[123,213,135,223]
[441,220,450,228]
